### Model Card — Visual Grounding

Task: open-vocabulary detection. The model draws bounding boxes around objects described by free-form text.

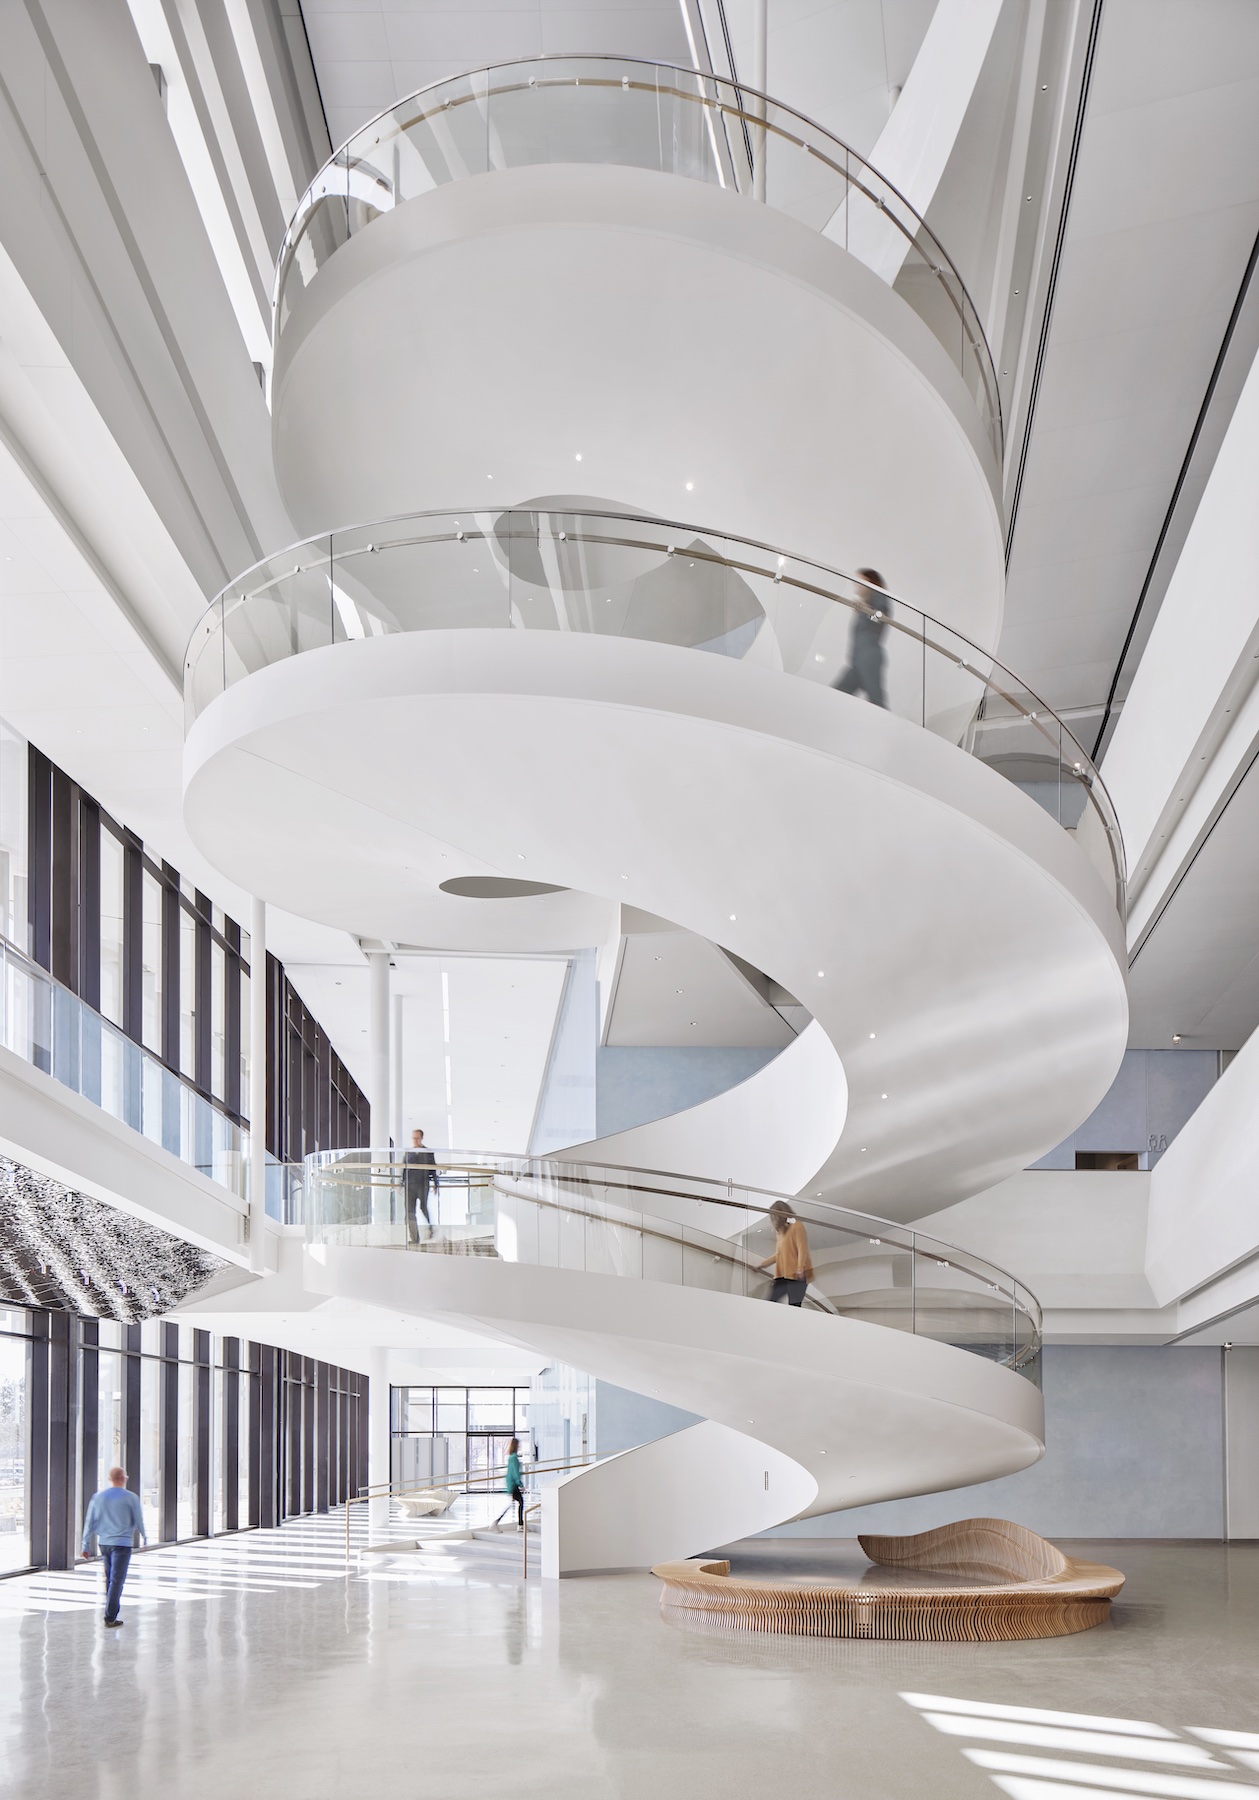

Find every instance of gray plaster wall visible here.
[1032,1049,1218,1169]
[768,1346,1227,1539]
[585,1348,1238,1538]
[594,1379,701,1457]
[595,1046,777,1139]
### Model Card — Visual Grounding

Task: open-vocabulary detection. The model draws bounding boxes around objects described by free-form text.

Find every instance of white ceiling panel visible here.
[1001,0,1259,725]
[301,0,693,145]
[606,929,795,1047]
[288,951,569,1151]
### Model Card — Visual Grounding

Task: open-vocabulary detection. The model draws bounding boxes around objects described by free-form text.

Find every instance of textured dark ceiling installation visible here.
[0,1159,229,1321]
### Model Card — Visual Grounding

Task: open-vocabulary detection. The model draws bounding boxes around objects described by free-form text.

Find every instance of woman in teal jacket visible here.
[503,1436,524,1530]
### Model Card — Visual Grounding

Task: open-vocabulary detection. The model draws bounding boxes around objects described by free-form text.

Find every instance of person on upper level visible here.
[832,567,892,708]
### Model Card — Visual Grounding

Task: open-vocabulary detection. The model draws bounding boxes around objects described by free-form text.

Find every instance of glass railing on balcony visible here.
[274,56,1001,460]
[184,508,1125,912]
[305,1150,1042,1384]
[0,936,315,1224]
[0,936,247,1200]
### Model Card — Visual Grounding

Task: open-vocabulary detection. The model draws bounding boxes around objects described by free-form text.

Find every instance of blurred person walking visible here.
[833,568,892,708]
[403,1126,437,1244]
[758,1200,814,1307]
[496,1436,526,1530]
[80,1466,146,1628]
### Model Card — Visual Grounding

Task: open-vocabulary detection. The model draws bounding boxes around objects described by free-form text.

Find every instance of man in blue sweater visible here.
[81,1466,147,1627]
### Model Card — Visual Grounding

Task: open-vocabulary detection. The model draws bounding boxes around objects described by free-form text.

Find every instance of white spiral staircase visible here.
[181,59,1129,1572]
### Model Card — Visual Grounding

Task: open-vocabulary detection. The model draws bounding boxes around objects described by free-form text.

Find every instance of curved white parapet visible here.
[565,1020,846,1200]
[186,627,1126,1219]
[272,163,1004,649]
[304,1243,1044,1573]
[540,1424,817,1577]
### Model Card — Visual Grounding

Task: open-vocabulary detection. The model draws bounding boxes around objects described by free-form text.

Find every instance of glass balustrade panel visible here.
[303,1151,1042,1383]
[272,61,1000,454]
[222,557,335,689]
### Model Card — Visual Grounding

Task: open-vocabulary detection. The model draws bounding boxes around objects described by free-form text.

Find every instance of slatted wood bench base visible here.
[653,1520,1124,1643]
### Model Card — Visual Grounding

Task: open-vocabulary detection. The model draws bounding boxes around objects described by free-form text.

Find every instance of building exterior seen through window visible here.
[390,1385,533,1488]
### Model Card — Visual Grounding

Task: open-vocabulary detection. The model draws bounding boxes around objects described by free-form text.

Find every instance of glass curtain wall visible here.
[0,1302,368,1576]
[0,1310,31,1574]
[390,1385,532,1488]
[14,735,368,1159]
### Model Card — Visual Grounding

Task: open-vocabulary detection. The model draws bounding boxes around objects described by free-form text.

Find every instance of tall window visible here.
[141,869,163,1055]
[211,940,226,1100]
[0,722,27,951]
[179,906,197,1078]
[99,828,124,1027]
[0,1311,31,1574]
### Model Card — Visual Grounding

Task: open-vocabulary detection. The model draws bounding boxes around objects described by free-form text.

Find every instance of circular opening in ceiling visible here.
[439,876,569,900]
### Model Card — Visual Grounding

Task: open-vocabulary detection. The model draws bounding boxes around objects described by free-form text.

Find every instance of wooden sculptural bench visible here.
[653,1518,1124,1642]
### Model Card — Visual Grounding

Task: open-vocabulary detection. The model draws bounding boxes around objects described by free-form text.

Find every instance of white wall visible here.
[1145,1022,1259,1310]
[1104,343,1259,913]
[769,1346,1227,1539]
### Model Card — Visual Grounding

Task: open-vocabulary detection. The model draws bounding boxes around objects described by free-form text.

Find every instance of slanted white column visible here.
[391,992,405,1152]
[248,897,267,1274]
[752,0,768,202]
[368,1345,391,1530]
[367,950,391,1149]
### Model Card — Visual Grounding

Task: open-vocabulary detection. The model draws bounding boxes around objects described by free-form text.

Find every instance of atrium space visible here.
[0,0,1258,1796]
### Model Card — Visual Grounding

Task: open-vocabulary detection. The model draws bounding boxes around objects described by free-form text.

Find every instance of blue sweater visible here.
[82,1487,147,1551]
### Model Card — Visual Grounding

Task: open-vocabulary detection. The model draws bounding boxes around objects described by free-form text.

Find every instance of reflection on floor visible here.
[3,1533,1259,1799]
[0,1506,526,1616]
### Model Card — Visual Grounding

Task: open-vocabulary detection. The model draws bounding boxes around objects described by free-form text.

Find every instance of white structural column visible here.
[368,1345,391,1529]
[248,897,267,1274]
[391,992,405,1151]
[367,950,391,1148]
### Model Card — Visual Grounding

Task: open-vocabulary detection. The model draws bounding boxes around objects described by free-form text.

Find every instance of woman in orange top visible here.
[758,1199,813,1307]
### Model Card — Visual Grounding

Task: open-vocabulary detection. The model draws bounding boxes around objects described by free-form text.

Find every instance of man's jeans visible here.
[101,1545,132,1621]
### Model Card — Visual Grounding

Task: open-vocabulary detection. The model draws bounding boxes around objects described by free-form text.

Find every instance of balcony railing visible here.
[274,56,1002,460]
[184,507,1125,912]
[0,937,305,1224]
[306,1149,1043,1384]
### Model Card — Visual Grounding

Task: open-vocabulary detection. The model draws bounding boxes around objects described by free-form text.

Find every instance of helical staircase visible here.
[181,58,1129,1574]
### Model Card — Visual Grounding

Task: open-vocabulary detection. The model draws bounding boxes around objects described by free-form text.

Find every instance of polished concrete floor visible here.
[3,1523,1259,1798]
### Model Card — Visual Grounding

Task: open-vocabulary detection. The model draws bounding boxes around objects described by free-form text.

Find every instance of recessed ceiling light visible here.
[817,970,824,978]
[868,1032,875,1039]
[881,1093,888,1100]
[728,913,736,921]
[575,452,582,461]
[685,481,693,491]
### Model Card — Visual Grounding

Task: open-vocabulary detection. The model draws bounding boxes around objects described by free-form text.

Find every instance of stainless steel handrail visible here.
[306,1146,1043,1376]
[271,54,1001,457]
[182,505,1126,912]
